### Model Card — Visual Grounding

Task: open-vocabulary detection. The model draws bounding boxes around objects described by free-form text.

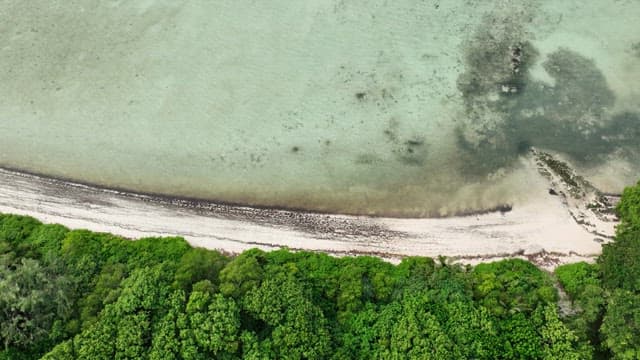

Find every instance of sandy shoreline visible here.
[0,154,618,270]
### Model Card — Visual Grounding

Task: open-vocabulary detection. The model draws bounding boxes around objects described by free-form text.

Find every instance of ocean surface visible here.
[1,0,639,217]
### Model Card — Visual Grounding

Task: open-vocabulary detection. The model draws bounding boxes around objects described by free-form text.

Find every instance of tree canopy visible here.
[1,178,639,359]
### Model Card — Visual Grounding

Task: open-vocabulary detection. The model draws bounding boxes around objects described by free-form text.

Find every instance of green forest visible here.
[1,182,639,359]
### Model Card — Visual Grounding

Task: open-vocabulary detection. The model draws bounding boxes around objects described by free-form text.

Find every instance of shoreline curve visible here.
[0,160,617,270]
[0,165,515,219]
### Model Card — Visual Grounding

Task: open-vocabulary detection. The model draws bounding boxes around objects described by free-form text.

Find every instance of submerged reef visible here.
[456,5,640,178]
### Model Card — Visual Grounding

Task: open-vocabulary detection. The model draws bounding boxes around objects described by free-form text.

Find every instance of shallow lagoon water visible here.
[1,0,639,216]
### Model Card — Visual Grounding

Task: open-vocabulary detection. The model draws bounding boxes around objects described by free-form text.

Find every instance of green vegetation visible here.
[0,181,639,359]
[556,181,640,359]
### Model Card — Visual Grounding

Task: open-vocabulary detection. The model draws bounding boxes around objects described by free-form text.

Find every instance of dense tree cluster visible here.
[555,181,640,359]
[0,181,638,359]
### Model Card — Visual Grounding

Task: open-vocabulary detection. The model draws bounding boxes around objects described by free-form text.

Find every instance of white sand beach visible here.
[0,152,618,270]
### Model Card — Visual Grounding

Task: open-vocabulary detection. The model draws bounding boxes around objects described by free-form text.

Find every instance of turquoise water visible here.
[1,1,639,216]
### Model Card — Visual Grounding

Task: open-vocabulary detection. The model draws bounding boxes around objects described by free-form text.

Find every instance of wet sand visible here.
[0,153,617,269]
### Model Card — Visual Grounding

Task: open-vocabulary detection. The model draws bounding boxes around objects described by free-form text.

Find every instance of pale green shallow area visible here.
[0,0,639,216]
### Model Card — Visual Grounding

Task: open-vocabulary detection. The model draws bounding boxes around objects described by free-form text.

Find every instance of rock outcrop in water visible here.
[532,148,618,239]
